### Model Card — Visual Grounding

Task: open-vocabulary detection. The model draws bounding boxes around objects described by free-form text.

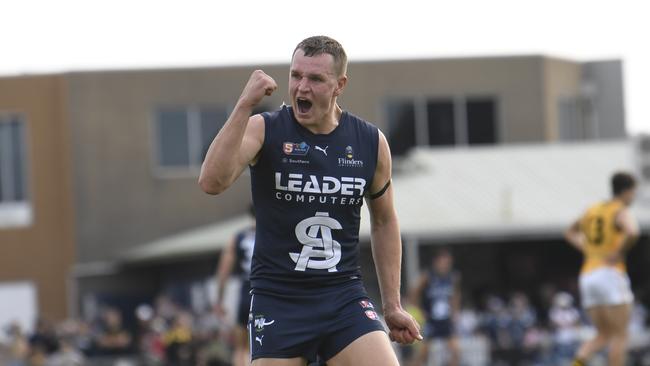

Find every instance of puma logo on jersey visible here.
[315,145,329,156]
[255,335,264,346]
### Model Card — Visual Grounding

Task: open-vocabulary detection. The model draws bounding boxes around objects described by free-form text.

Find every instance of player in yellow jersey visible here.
[565,172,640,366]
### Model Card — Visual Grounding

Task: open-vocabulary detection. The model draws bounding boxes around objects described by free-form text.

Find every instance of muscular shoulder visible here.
[250,105,290,144]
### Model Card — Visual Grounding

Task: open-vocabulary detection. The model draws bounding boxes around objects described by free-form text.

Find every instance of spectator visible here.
[509,292,537,364]
[629,298,648,335]
[548,292,581,364]
[6,322,29,366]
[135,304,165,365]
[482,295,513,366]
[28,318,59,365]
[457,303,480,337]
[45,331,85,366]
[163,312,193,366]
[94,308,132,356]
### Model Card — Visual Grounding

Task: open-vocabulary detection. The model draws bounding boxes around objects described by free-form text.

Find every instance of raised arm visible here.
[366,130,422,344]
[199,70,277,194]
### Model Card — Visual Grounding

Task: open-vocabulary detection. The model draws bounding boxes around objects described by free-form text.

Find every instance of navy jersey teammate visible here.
[409,249,461,366]
[215,206,256,366]
[200,36,421,366]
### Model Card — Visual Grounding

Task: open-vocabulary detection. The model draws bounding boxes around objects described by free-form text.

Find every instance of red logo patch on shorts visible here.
[365,310,378,320]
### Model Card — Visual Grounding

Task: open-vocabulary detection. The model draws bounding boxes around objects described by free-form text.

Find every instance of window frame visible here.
[0,112,32,228]
[150,104,230,179]
[465,95,500,145]
[382,94,500,154]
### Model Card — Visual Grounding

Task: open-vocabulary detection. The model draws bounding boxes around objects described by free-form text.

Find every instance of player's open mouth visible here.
[296,98,312,114]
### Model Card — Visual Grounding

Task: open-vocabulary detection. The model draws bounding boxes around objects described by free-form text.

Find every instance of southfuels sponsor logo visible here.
[281,157,310,164]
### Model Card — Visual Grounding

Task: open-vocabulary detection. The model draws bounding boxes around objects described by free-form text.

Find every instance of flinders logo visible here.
[345,146,354,159]
[338,145,363,168]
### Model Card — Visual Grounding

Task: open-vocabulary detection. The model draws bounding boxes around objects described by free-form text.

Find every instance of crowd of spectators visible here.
[402,290,650,365]
[0,295,230,366]
[2,290,649,366]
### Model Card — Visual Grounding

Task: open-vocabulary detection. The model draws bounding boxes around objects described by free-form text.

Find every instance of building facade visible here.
[0,55,628,321]
[0,75,75,322]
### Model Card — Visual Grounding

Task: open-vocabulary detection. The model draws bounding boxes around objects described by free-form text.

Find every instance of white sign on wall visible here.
[0,281,38,340]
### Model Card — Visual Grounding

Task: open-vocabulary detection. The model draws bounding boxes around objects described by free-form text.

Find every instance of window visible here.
[427,100,455,146]
[642,163,650,181]
[641,136,650,153]
[386,100,416,156]
[640,136,650,182]
[466,98,497,145]
[0,114,28,203]
[385,96,498,155]
[0,113,31,228]
[558,97,584,141]
[558,96,599,141]
[154,105,228,173]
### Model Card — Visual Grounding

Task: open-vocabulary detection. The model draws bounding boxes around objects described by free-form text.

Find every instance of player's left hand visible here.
[383,307,423,344]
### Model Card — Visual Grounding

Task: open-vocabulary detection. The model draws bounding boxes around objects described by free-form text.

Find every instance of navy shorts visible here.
[248,282,385,362]
[424,319,453,339]
[237,281,251,327]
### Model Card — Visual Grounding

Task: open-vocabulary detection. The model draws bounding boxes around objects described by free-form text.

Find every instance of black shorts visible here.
[424,319,453,339]
[248,282,385,362]
[237,280,251,327]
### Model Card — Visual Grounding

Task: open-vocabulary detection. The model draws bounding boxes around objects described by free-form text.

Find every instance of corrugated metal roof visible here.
[359,139,649,241]
[122,215,253,263]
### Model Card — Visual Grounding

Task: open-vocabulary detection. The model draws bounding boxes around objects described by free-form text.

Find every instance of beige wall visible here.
[0,75,75,321]
[541,58,582,140]
[66,66,289,262]
[344,56,547,143]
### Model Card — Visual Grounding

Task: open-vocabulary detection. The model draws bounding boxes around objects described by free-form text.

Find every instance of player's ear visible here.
[334,75,348,97]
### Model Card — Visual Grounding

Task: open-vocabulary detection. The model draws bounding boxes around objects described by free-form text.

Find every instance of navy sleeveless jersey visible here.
[233,227,255,280]
[250,105,379,294]
[423,271,457,321]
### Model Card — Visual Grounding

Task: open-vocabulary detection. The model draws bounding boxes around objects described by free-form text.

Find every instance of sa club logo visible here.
[290,212,342,272]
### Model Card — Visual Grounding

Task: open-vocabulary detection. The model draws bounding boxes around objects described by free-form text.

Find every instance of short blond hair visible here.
[293,35,348,76]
